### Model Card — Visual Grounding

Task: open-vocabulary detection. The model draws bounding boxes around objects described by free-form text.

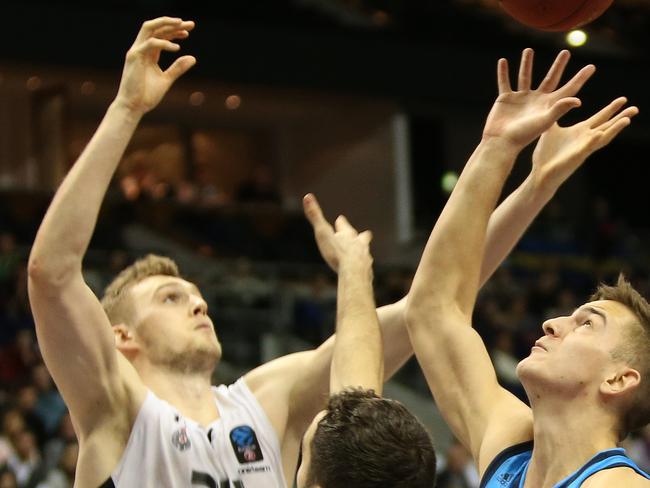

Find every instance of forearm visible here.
[480,172,554,286]
[409,138,518,316]
[331,259,383,394]
[29,102,142,281]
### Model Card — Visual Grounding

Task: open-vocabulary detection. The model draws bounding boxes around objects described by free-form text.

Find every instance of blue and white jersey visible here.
[480,441,650,487]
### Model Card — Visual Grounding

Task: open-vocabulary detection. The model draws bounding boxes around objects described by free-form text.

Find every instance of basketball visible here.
[499,0,614,31]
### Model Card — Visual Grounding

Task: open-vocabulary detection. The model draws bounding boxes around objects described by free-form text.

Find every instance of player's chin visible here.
[515,357,532,378]
[213,341,223,362]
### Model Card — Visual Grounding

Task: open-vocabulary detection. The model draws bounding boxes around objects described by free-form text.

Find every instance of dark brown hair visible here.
[101,254,180,326]
[307,388,436,488]
[590,274,650,436]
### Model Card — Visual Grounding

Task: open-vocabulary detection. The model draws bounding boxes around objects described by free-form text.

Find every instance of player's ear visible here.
[600,366,640,397]
[114,324,139,355]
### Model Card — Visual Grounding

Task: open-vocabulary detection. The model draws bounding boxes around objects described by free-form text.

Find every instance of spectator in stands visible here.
[36,441,77,488]
[0,466,17,488]
[42,414,75,474]
[6,429,43,487]
[30,366,65,438]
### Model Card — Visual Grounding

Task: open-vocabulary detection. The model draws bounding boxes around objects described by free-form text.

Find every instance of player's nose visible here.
[542,318,558,337]
[542,315,569,337]
[191,296,208,316]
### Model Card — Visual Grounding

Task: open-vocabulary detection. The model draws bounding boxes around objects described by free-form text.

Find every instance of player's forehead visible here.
[579,299,630,316]
[576,299,637,326]
[130,275,200,298]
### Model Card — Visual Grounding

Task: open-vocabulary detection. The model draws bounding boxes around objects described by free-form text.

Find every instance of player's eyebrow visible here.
[575,305,608,325]
[154,281,202,298]
[153,282,183,295]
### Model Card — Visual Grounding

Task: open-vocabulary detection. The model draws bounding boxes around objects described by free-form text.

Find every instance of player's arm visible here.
[405,49,594,470]
[27,17,196,436]
[327,217,382,394]
[245,54,637,476]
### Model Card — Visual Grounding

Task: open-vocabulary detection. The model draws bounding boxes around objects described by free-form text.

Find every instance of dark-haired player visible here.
[296,213,436,488]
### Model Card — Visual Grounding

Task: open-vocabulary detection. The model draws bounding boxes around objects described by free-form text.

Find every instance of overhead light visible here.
[566,30,587,47]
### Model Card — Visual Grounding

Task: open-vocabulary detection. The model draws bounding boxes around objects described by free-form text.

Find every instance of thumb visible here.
[547,97,581,125]
[164,55,196,83]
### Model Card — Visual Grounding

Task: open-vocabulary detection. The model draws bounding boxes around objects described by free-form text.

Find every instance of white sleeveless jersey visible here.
[104,378,288,488]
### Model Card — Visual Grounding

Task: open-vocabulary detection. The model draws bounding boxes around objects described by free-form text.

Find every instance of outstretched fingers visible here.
[537,50,571,93]
[555,63,596,99]
[587,97,639,129]
[598,105,639,132]
[517,48,534,91]
[497,58,512,94]
[594,116,633,148]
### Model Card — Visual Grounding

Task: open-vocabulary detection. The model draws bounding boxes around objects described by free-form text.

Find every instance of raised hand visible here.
[303,193,372,271]
[303,193,340,272]
[531,97,639,195]
[115,17,196,114]
[483,48,594,149]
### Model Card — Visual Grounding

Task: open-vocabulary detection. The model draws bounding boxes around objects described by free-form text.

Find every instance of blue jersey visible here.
[480,441,650,488]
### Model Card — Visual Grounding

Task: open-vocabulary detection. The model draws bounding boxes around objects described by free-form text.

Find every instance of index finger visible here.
[303,194,332,231]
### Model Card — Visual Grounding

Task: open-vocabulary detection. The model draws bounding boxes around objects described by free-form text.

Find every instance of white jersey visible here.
[102,378,288,488]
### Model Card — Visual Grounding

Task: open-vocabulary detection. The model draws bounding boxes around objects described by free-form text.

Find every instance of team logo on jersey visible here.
[497,472,513,485]
[229,425,264,464]
[172,425,192,452]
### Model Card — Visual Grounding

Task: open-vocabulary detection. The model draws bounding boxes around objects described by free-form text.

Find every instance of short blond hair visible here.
[590,274,650,437]
[101,254,180,326]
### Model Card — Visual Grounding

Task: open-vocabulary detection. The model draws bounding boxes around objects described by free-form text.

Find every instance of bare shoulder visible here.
[244,350,314,393]
[584,467,650,487]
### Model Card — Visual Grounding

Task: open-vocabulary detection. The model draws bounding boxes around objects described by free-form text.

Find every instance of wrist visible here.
[478,136,523,160]
[339,255,373,280]
[109,99,146,122]
[525,168,559,204]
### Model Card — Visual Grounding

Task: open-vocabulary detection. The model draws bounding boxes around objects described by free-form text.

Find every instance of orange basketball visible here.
[499,0,614,31]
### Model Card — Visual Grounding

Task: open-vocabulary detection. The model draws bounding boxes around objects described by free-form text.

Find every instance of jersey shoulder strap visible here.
[480,440,533,488]
[557,448,650,487]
